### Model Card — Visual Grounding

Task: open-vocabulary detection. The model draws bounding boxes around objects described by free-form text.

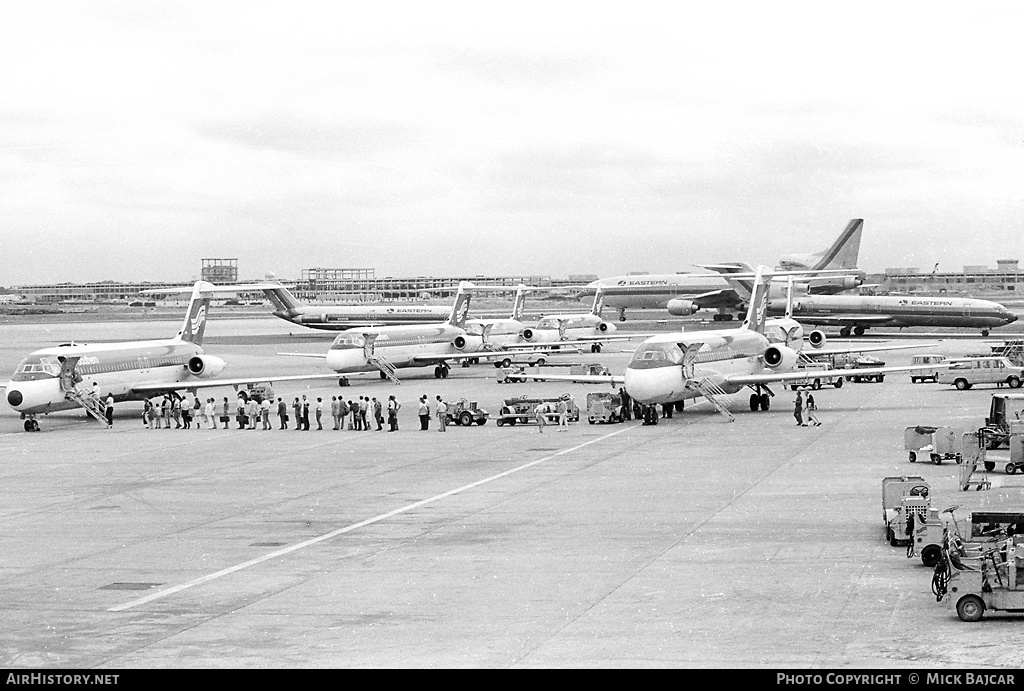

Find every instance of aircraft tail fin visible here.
[262,283,303,317]
[176,281,214,345]
[591,287,605,317]
[812,218,863,270]
[740,267,771,334]
[511,284,528,322]
[447,282,474,328]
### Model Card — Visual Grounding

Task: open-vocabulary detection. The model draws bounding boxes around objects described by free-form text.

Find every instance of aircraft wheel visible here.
[909,452,916,463]
[591,344,602,353]
[1006,463,1017,475]
[840,327,851,337]
[853,326,865,336]
[674,400,685,413]
[434,367,442,379]
[441,367,449,379]
[25,420,37,432]
[956,595,985,622]
[759,394,770,411]
[982,330,990,337]
[749,394,759,411]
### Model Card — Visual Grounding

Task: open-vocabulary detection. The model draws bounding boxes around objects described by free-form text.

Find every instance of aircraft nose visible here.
[1007,311,1018,324]
[7,389,23,408]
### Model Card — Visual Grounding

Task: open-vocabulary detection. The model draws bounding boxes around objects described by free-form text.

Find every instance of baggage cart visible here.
[905,425,961,464]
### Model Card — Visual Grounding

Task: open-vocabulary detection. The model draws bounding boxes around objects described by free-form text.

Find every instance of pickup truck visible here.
[788,362,843,390]
[938,356,1024,391]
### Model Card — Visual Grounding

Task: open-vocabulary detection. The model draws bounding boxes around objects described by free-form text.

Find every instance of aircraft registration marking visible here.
[109,425,636,611]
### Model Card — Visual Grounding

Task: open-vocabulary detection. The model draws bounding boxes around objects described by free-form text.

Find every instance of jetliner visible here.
[282,282,511,382]
[580,219,866,322]
[517,287,650,352]
[517,267,946,421]
[705,265,1018,338]
[1,282,340,431]
[260,283,451,329]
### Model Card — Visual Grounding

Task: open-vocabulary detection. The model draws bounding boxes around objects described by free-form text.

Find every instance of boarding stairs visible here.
[688,378,735,422]
[65,387,111,428]
[368,355,401,384]
[994,340,1024,367]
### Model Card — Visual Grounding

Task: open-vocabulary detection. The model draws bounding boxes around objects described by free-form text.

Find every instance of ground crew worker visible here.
[535,402,548,433]
[794,391,805,426]
[331,396,341,430]
[436,396,447,432]
[619,388,631,421]
[556,398,569,430]
[315,397,324,430]
[104,393,114,427]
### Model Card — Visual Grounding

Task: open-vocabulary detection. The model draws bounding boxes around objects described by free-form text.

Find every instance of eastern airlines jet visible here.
[1,282,339,431]
[519,267,946,421]
[260,283,452,329]
[581,219,866,321]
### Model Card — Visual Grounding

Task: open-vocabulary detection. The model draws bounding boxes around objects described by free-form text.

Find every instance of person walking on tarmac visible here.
[804,393,821,427]
[794,391,806,426]
[104,393,115,427]
[619,388,631,421]
[535,402,548,433]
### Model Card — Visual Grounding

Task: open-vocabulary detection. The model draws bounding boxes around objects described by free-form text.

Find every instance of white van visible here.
[938,357,1024,390]
[909,354,945,384]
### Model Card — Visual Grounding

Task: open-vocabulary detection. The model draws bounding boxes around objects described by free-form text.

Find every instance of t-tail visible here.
[176,281,214,345]
[812,218,863,270]
[511,284,528,322]
[740,266,772,334]
[447,282,474,328]
[262,283,304,319]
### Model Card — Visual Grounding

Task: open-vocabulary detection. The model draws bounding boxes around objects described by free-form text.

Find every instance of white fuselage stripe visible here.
[109,425,634,611]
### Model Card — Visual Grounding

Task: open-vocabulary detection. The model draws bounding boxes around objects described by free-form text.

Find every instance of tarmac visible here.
[1,317,1023,668]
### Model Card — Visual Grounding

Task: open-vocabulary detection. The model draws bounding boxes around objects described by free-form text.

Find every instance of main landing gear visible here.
[748,386,772,412]
[434,363,450,379]
[839,326,867,337]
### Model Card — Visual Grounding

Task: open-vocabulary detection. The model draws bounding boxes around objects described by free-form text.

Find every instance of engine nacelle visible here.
[452,335,468,351]
[808,330,827,349]
[187,354,226,378]
[763,345,799,371]
[807,276,861,294]
[597,321,609,332]
[521,328,536,341]
[666,299,699,316]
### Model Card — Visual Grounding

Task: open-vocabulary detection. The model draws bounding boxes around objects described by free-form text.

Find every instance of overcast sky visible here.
[2,2,1021,285]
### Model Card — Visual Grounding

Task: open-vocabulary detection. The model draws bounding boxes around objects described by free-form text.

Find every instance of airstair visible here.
[368,355,401,384]
[689,378,735,422]
[65,387,111,427]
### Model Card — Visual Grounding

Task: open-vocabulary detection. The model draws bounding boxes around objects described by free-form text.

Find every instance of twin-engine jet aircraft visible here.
[518,267,946,421]
[260,283,452,329]
[1,282,340,431]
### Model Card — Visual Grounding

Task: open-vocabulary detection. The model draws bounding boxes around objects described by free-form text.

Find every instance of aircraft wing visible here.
[278,352,330,359]
[804,343,940,357]
[409,349,560,364]
[511,372,626,386]
[723,363,950,387]
[130,373,343,395]
[689,289,742,309]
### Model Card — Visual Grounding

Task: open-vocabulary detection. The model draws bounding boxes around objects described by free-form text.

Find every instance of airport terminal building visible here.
[882,259,1024,294]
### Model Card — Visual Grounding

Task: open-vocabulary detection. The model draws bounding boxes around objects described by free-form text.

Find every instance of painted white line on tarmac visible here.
[110,424,636,611]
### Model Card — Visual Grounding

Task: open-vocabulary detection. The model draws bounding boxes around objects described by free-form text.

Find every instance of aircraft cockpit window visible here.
[465,324,484,336]
[11,356,61,381]
[332,334,366,348]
